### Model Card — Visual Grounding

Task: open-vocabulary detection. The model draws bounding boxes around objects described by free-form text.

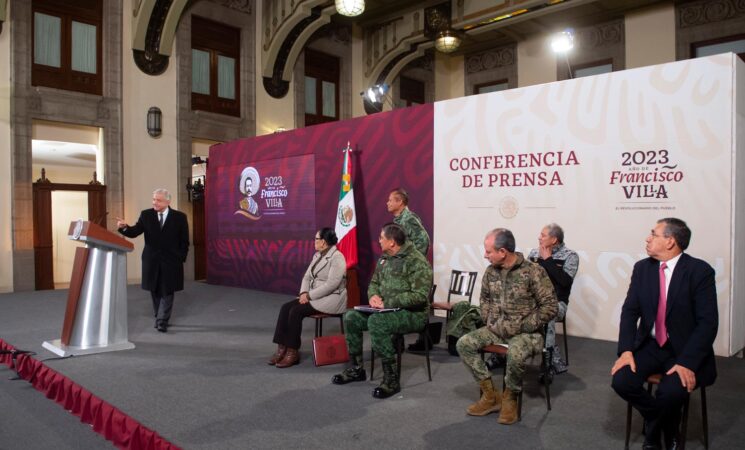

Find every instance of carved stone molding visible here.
[409,51,434,72]
[575,20,623,50]
[213,0,252,14]
[133,0,174,75]
[313,22,352,45]
[465,46,515,73]
[263,6,325,98]
[678,0,745,28]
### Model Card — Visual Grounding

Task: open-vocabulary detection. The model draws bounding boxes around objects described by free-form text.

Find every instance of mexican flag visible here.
[335,142,358,269]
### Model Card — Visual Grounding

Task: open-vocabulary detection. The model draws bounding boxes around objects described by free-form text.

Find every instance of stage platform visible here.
[1,281,744,449]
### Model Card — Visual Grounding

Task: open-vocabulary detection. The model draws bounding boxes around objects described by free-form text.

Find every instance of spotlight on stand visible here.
[361,83,390,114]
[551,29,575,79]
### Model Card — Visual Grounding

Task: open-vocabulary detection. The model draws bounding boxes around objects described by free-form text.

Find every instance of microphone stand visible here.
[0,349,36,380]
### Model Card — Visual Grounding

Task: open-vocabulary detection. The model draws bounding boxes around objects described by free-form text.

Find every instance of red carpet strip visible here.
[0,338,180,450]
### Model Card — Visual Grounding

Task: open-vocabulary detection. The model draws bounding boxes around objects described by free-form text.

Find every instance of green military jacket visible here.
[369,240,433,315]
[393,207,430,257]
[480,252,558,339]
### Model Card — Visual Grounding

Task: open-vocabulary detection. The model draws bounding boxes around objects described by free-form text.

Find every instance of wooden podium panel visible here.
[61,247,90,345]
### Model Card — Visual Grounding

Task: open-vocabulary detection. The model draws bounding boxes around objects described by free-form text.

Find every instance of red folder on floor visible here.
[312,334,349,366]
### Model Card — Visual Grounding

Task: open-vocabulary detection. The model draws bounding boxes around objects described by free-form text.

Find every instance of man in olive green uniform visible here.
[332,223,433,399]
[387,188,430,257]
[457,228,557,425]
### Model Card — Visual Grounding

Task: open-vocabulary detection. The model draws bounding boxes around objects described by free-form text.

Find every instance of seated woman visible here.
[269,227,348,368]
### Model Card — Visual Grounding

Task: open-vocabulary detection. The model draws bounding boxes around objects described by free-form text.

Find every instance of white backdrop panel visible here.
[434,54,738,356]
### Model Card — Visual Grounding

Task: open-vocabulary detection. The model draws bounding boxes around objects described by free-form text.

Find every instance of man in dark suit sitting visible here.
[117,188,190,333]
[611,218,718,450]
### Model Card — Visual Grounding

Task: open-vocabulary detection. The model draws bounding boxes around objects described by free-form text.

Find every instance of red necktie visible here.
[655,262,668,347]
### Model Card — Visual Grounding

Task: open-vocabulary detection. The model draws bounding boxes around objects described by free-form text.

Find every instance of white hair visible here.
[153,188,171,201]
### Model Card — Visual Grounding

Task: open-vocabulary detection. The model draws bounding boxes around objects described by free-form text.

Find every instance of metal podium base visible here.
[42,339,135,357]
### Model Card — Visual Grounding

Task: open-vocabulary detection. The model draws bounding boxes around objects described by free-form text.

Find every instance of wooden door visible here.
[32,182,106,290]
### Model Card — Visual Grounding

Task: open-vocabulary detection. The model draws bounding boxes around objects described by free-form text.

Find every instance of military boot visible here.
[498,388,520,425]
[467,378,502,416]
[331,354,367,385]
[372,360,401,399]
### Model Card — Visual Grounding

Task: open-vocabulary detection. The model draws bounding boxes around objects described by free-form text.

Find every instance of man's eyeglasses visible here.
[649,231,667,239]
[314,237,323,241]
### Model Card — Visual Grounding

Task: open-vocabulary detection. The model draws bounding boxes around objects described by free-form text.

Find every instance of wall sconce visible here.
[335,0,365,17]
[434,30,461,53]
[274,126,287,133]
[147,106,162,137]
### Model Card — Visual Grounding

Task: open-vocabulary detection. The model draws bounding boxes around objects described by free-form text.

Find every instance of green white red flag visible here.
[335,142,358,268]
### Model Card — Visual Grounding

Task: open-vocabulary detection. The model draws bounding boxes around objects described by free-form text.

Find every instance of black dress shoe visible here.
[157,322,167,332]
[643,417,662,450]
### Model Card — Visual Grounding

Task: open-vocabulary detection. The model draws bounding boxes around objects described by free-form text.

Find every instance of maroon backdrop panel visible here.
[206,104,434,298]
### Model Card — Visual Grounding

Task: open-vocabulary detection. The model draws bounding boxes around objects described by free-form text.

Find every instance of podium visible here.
[43,220,136,357]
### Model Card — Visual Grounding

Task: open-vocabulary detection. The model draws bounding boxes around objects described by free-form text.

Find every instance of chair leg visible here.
[424,330,432,382]
[701,386,708,449]
[562,321,569,365]
[314,318,321,338]
[370,350,375,380]
[339,316,345,334]
[679,395,690,450]
[517,390,523,421]
[396,336,403,380]
[624,402,632,450]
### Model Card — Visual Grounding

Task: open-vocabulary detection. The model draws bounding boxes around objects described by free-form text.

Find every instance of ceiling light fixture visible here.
[335,0,365,17]
[434,30,461,53]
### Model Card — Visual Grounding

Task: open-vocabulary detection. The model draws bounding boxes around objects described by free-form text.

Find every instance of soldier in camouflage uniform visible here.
[527,223,579,374]
[457,228,557,425]
[387,188,430,256]
[332,223,433,399]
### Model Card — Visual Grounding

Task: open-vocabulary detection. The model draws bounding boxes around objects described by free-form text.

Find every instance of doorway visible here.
[32,120,105,290]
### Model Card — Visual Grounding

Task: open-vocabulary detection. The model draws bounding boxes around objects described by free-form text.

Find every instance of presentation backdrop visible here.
[434,54,738,355]
[207,105,433,295]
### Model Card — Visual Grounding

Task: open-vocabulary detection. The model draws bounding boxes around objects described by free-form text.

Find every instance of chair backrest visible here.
[448,270,478,304]
[425,284,437,324]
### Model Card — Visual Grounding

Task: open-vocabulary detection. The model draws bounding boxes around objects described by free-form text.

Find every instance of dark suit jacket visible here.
[617,253,718,386]
[119,208,190,293]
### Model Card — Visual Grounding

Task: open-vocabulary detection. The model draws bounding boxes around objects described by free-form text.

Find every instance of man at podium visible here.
[116,188,190,333]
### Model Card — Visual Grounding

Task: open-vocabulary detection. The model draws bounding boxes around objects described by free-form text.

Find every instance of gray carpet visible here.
[0,281,743,449]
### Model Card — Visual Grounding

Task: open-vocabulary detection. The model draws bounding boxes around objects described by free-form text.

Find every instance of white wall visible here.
[625,2,676,70]
[0,1,12,292]
[51,191,88,287]
[122,0,180,284]
[435,52,465,102]
[517,33,556,88]
[254,1,295,135]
